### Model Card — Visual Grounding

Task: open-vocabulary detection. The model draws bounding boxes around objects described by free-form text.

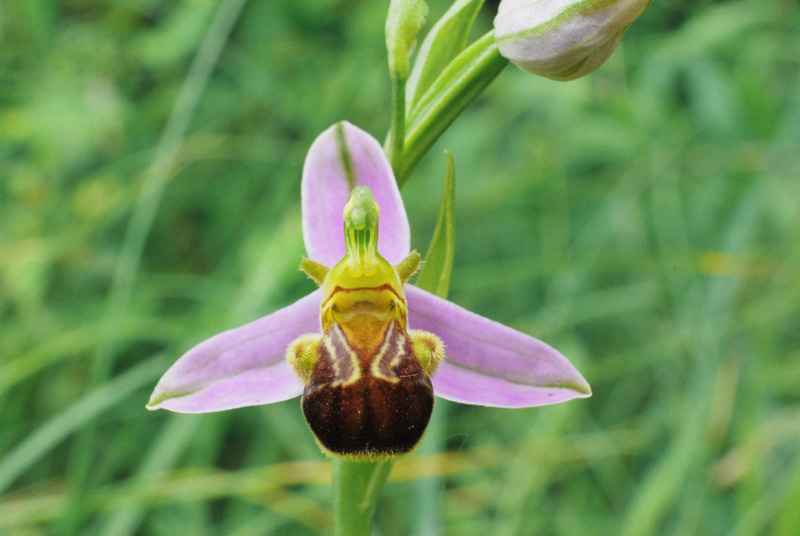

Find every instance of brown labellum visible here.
[301,321,434,459]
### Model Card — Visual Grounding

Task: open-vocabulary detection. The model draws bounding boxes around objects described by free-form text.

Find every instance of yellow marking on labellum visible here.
[369,322,404,384]
[323,324,362,387]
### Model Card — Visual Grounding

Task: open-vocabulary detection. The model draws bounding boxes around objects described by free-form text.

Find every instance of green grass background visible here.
[2,0,799,534]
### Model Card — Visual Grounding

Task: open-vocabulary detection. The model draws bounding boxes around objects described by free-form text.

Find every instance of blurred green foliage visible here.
[1,0,799,534]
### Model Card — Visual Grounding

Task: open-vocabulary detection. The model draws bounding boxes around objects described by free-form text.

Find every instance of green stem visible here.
[398,30,508,187]
[333,459,395,536]
[387,75,407,178]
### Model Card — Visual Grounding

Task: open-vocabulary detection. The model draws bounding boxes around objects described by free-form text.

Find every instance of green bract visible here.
[494,0,650,81]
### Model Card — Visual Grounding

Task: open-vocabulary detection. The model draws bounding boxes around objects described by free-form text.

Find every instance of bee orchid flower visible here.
[147,121,591,458]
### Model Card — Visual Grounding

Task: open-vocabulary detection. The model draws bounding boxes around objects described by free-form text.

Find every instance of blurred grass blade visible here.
[406,0,486,113]
[60,0,249,532]
[416,150,455,298]
[97,415,204,536]
[0,355,169,494]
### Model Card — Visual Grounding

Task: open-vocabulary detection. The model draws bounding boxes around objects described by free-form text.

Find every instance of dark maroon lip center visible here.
[301,321,434,457]
[302,375,434,457]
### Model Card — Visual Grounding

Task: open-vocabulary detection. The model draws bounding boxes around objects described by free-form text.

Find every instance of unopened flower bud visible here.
[494,0,650,81]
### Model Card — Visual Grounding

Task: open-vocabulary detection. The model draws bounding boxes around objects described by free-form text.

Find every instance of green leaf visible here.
[416,151,455,299]
[406,0,486,114]
[399,30,508,186]
[393,2,509,185]
[0,354,170,494]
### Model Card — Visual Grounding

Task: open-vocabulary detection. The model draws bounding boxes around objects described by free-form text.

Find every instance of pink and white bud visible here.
[494,0,650,81]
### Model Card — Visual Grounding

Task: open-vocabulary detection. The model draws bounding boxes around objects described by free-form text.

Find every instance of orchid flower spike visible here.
[147,121,591,460]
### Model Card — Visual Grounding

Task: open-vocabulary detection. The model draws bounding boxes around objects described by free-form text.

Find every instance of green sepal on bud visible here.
[494,0,650,81]
[386,0,429,80]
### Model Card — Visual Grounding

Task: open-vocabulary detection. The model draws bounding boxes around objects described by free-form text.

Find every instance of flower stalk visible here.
[387,77,407,177]
[385,0,428,175]
[333,459,395,536]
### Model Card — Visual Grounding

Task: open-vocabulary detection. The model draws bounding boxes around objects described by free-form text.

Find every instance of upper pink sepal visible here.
[146,290,322,413]
[406,285,591,408]
[301,121,411,266]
